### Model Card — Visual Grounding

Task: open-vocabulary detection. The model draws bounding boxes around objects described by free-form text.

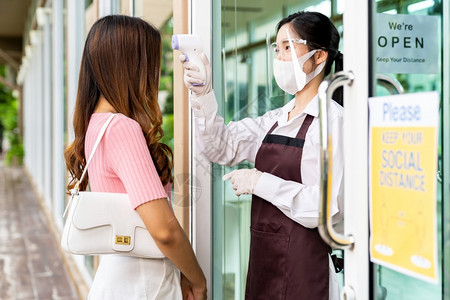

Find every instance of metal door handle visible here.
[318,71,355,249]
[340,285,356,300]
[376,73,404,94]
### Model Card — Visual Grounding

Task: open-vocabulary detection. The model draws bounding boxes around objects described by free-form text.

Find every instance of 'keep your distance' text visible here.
[377,56,425,63]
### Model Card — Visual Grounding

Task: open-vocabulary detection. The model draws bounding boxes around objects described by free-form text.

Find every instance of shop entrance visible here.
[207,0,449,299]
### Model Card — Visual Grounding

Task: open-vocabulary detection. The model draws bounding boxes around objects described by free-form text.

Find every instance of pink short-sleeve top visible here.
[85,113,170,209]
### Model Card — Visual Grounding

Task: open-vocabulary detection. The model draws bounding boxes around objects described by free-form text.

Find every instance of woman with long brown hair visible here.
[65,15,206,300]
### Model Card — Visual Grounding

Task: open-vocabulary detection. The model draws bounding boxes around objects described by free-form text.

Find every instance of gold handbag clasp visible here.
[115,235,131,245]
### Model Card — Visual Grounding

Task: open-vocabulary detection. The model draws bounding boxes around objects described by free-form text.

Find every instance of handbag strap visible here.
[64,113,116,219]
[76,113,116,189]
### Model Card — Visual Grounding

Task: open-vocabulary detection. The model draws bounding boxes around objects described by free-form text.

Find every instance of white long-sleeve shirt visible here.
[191,90,344,229]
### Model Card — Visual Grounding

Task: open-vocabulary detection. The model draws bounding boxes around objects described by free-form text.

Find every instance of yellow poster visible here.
[369,92,439,283]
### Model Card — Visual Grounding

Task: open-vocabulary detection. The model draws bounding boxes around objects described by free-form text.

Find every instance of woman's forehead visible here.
[276,23,301,42]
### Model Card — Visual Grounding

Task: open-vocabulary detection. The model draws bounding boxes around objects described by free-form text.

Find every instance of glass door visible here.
[211,1,344,299]
[337,0,449,299]
[371,0,447,299]
[210,0,449,299]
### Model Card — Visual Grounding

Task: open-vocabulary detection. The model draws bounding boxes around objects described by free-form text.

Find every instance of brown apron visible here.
[245,114,330,300]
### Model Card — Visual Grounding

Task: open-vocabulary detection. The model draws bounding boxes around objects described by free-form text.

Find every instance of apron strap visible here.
[267,114,314,138]
[295,114,314,139]
[266,121,278,135]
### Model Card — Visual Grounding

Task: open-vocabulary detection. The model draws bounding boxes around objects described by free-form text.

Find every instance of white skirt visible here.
[88,255,182,300]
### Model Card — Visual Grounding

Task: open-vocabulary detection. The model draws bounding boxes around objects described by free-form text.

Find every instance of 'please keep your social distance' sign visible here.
[375,13,439,74]
[369,92,440,284]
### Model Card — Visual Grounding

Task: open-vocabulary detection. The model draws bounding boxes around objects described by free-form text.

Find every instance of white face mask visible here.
[273,49,326,95]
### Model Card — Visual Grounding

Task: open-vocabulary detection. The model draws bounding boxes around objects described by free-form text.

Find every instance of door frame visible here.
[343,0,450,298]
[190,1,213,299]
[341,0,371,297]
[442,0,450,298]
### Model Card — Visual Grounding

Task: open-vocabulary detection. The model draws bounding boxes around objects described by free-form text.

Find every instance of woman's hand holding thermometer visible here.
[173,34,212,96]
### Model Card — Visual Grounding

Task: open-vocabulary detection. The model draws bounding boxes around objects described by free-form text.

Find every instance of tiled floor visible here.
[0,161,79,300]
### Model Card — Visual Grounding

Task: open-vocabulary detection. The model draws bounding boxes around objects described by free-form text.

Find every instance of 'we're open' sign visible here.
[375,13,439,74]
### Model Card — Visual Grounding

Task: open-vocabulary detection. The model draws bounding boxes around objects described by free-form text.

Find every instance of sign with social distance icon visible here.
[375,13,439,74]
[369,91,439,283]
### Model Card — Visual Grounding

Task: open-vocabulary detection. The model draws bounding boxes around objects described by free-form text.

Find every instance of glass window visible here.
[159,17,174,151]
[132,0,174,189]
[291,0,331,15]
[85,0,94,8]
[253,14,282,42]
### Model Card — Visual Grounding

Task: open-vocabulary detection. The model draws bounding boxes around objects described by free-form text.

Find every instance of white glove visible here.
[179,53,212,97]
[222,168,262,196]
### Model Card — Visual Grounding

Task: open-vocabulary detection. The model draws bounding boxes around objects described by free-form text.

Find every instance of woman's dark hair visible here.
[65,15,173,191]
[277,11,344,105]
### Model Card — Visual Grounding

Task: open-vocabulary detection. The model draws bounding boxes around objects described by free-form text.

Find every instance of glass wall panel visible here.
[212,1,343,299]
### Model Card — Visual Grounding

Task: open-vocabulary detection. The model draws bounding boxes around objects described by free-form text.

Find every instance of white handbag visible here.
[61,114,165,259]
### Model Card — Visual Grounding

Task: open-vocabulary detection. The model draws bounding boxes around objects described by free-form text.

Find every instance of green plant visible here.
[158,16,174,153]
[161,114,174,150]
[5,137,24,166]
[0,65,22,165]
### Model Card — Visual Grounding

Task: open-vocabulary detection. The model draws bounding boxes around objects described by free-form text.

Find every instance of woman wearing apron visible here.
[181,11,344,299]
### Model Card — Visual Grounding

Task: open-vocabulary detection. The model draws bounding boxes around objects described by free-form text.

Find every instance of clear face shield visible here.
[267,29,326,96]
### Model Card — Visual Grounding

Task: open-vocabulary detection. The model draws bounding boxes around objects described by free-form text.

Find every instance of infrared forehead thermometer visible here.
[172,34,206,86]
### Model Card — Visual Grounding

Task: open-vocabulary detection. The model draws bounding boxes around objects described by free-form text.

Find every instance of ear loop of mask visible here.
[286,29,304,92]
